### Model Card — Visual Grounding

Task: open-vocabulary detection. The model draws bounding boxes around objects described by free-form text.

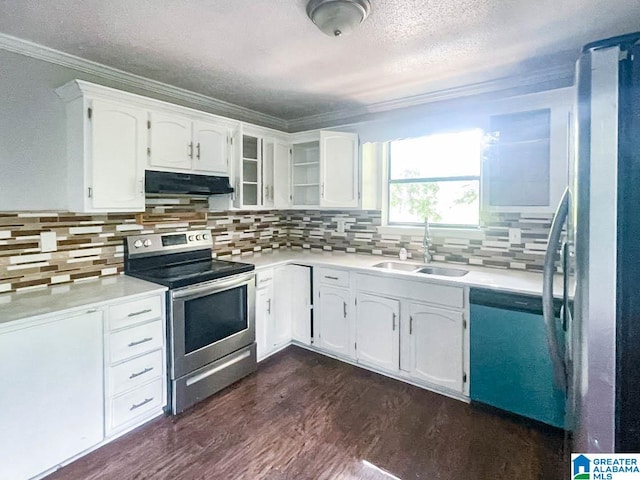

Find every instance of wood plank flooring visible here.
[47,346,567,480]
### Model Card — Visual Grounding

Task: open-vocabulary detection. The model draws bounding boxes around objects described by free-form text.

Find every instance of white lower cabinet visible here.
[0,310,104,480]
[289,265,312,345]
[256,280,274,361]
[355,293,400,372]
[407,302,465,393]
[317,285,353,358]
[105,293,166,437]
[256,265,312,361]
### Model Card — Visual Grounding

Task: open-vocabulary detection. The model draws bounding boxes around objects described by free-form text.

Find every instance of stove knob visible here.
[133,240,143,248]
[188,235,195,241]
[143,239,152,247]
[196,234,202,241]
[203,234,210,240]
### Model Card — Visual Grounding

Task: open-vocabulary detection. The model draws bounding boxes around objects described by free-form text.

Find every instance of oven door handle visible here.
[172,272,255,300]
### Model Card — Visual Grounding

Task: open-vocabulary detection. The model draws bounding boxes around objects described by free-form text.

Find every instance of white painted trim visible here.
[0,32,575,134]
[376,225,485,240]
[287,65,575,132]
[0,32,287,131]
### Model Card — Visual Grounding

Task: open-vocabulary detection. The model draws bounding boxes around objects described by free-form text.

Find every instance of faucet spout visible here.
[422,218,432,263]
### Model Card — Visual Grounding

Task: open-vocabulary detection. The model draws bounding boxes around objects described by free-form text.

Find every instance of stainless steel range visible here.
[124,229,256,414]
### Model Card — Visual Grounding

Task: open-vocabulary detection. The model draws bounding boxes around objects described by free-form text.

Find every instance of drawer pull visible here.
[130,397,154,411]
[325,275,339,280]
[128,337,153,347]
[129,367,154,379]
[128,308,152,317]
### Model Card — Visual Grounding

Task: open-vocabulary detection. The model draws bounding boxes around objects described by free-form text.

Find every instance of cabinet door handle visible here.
[409,315,413,334]
[188,142,194,159]
[267,298,272,315]
[138,180,144,195]
[128,337,153,347]
[196,142,201,160]
[128,308,152,318]
[130,397,154,411]
[343,301,347,318]
[321,184,325,198]
[324,275,339,280]
[392,312,397,331]
[129,366,154,379]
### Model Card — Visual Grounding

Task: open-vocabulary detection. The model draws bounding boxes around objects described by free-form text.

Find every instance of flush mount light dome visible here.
[306,0,371,37]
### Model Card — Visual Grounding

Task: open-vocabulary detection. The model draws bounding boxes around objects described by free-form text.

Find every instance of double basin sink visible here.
[372,261,469,277]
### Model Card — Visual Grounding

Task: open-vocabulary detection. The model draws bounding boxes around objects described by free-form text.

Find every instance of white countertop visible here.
[0,275,167,326]
[225,248,572,299]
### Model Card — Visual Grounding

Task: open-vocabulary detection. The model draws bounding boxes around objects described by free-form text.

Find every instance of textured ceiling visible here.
[0,0,639,121]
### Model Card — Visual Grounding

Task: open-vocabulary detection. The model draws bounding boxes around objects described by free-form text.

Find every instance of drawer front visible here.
[355,273,464,309]
[256,268,274,287]
[317,268,349,287]
[110,321,163,364]
[110,378,163,430]
[109,349,163,396]
[109,295,162,331]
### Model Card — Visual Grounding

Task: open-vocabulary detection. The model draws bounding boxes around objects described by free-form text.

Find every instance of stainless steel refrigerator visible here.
[543,32,640,453]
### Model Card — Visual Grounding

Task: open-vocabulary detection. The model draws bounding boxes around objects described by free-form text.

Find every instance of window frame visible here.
[385,132,482,229]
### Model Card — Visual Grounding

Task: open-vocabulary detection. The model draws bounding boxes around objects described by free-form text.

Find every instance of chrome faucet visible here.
[422,218,432,263]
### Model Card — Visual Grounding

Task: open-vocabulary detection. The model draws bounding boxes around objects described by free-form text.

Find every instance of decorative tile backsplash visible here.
[284,210,555,271]
[0,196,287,294]
[0,200,553,294]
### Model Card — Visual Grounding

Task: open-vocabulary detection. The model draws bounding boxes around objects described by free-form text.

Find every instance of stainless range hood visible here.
[145,170,234,196]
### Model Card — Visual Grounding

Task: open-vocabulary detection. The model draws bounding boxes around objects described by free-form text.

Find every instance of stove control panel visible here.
[125,229,213,257]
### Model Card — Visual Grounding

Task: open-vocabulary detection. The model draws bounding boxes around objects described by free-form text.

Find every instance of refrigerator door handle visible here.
[543,187,570,393]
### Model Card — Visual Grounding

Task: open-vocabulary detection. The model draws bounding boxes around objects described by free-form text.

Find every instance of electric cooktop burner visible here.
[124,230,255,289]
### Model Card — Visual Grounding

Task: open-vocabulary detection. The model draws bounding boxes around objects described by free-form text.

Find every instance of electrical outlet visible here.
[508,228,521,245]
[336,219,346,234]
[40,231,57,252]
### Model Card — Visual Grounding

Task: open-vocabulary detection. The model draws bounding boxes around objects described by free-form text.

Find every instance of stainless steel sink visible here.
[416,266,469,277]
[372,261,422,272]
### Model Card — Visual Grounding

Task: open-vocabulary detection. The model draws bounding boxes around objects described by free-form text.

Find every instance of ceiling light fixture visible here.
[306,0,371,37]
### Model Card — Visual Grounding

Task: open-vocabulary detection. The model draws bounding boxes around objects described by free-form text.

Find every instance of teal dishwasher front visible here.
[469,288,566,429]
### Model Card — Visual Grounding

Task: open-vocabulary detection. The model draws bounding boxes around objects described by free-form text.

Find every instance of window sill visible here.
[377,225,485,240]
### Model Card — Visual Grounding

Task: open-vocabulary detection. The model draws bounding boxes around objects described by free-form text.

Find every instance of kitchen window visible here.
[387,129,483,227]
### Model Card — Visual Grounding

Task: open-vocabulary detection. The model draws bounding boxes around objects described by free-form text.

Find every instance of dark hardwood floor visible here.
[47,346,567,480]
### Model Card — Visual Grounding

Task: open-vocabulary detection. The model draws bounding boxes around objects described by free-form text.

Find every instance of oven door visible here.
[170,271,255,379]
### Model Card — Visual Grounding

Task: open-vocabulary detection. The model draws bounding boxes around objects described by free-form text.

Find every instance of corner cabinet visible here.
[291,130,359,209]
[57,83,147,212]
[233,126,292,209]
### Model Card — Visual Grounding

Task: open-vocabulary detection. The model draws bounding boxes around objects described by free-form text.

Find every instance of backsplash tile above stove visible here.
[0,201,554,294]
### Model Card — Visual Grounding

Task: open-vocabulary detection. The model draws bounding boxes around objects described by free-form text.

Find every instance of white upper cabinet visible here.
[355,293,400,372]
[148,112,232,175]
[57,82,147,213]
[148,111,192,170]
[320,131,359,208]
[89,100,146,211]
[482,87,573,213]
[408,302,464,393]
[192,120,230,174]
[263,137,292,209]
[291,130,359,209]
[233,126,291,209]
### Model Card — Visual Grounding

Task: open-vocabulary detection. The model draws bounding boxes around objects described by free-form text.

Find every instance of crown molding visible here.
[0,32,576,134]
[286,63,576,132]
[0,32,288,131]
